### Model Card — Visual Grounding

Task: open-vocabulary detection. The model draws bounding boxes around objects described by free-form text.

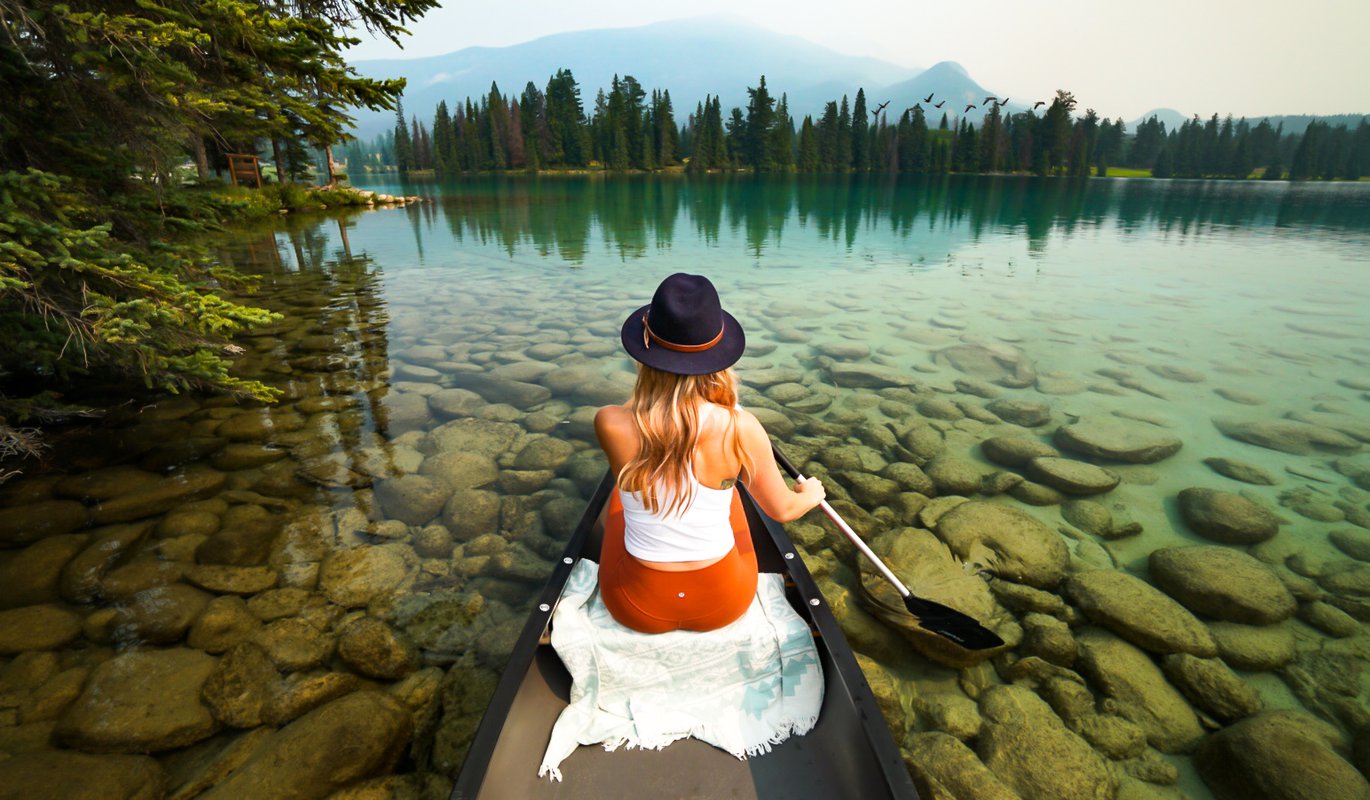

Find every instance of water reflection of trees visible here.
[387,174,1370,263]
[211,218,396,507]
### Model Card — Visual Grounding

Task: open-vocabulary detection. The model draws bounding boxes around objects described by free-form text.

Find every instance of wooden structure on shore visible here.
[226,153,262,188]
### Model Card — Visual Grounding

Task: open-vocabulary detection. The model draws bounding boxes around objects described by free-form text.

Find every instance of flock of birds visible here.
[865,93,1051,124]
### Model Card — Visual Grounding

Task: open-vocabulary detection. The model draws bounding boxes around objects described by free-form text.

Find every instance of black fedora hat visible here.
[620,273,745,376]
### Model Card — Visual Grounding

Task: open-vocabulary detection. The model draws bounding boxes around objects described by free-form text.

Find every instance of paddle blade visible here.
[903,595,1005,651]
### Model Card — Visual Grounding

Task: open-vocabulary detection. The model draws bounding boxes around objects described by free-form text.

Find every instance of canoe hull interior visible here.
[451,474,918,800]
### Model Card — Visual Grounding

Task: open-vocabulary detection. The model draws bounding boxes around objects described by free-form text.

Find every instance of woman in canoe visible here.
[594,272,826,633]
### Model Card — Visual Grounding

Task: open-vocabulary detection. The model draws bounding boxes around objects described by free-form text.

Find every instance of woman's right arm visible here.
[736,411,825,522]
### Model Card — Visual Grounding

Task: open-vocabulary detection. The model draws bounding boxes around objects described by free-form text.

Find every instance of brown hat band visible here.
[642,314,724,352]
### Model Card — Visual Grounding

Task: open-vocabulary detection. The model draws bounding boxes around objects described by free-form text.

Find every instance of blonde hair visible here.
[618,364,750,516]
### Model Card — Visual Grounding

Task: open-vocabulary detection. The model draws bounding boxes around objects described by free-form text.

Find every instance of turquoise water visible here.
[1,174,1367,798]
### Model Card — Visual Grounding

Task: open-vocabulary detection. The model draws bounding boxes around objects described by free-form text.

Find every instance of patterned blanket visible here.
[538,558,824,781]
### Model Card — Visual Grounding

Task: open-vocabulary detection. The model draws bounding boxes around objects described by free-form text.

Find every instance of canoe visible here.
[450,473,919,800]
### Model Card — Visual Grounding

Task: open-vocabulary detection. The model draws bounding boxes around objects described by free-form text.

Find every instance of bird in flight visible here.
[996,97,1010,106]
[872,100,890,119]
[983,96,997,105]
[1033,100,1046,109]
[923,93,935,103]
[933,100,946,108]
[964,104,977,113]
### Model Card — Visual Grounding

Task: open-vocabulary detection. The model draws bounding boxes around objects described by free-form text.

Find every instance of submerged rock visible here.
[1212,417,1361,456]
[1149,545,1297,624]
[57,648,219,753]
[1054,419,1182,464]
[1196,711,1370,800]
[0,751,164,800]
[0,500,90,546]
[903,731,1020,800]
[975,684,1116,800]
[1161,654,1262,722]
[195,691,412,800]
[1075,630,1205,754]
[1026,457,1120,496]
[1064,570,1217,656]
[1208,621,1297,671]
[1176,488,1281,544]
[936,501,1069,589]
[980,436,1058,468]
[0,604,82,654]
[1203,456,1278,486]
[319,547,409,608]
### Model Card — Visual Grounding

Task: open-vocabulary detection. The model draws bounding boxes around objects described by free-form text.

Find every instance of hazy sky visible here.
[348,0,1370,121]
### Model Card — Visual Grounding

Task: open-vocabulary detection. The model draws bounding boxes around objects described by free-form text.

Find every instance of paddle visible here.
[770,443,1005,651]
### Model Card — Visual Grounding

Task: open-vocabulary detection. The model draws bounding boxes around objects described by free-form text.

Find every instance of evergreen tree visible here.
[851,89,870,171]
[771,94,795,170]
[1152,146,1174,178]
[394,99,414,171]
[797,116,819,172]
[817,102,840,170]
[837,96,852,169]
[431,101,453,172]
[744,76,776,170]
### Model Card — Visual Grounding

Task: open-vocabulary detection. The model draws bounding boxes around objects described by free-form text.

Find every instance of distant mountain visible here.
[350,16,930,139]
[1127,108,1367,136]
[876,61,1014,125]
[1128,108,1188,132]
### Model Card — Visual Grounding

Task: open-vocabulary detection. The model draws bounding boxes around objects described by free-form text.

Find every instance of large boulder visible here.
[903,731,1019,800]
[975,684,1116,800]
[0,534,89,608]
[0,751,164,800]
[1149,545,1296,624]
[936,502,1069,589]
[1063,570,1217,656]
[1026,457,1121,495]
[1212,417,1361,456]
[935,343,1036,388]
[89,465,227,524]
[1196,711,1370,800]
[1053,419,1183,464]
[318,547,409,608]
[57,648,220,753]
[447,372,550,409]
[195,691,412,800]
[373,475,449,526]
[1161,654,1262,723]
[0,604,82,654]
[1075,630,1205,753]
[418,451,498,490]
[0,500,90,546]
[1176,489,1281,544]
[981,436,1059,468]
[1209,621,1297,671]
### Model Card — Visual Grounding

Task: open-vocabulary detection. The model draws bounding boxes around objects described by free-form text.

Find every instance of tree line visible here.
[355,71,1368,180]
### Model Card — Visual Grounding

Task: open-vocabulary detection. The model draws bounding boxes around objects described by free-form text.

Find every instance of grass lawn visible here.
[1095,166,1151,178]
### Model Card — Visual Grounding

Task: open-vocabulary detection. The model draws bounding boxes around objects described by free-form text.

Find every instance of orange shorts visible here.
[598,489,759,634]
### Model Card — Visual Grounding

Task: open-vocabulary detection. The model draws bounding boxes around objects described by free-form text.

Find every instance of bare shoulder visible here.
[594,404,633,439]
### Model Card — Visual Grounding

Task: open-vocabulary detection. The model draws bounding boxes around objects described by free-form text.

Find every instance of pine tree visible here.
[744,76,776,170]
[797,116,819,172]
[851,89,870,171]
[771,94,795,170]
[837,96,852,169]
[394,99,414,171]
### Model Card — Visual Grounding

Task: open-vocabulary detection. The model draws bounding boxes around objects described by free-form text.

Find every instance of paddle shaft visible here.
[771,445,913,599]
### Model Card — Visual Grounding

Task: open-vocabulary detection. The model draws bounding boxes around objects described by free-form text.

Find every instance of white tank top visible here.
[619,472,735,562]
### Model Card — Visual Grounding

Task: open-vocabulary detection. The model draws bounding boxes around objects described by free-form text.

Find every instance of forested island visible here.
[355,72,1370,181]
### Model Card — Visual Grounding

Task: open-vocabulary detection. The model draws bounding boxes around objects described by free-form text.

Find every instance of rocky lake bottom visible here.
[0,175,1368,800]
